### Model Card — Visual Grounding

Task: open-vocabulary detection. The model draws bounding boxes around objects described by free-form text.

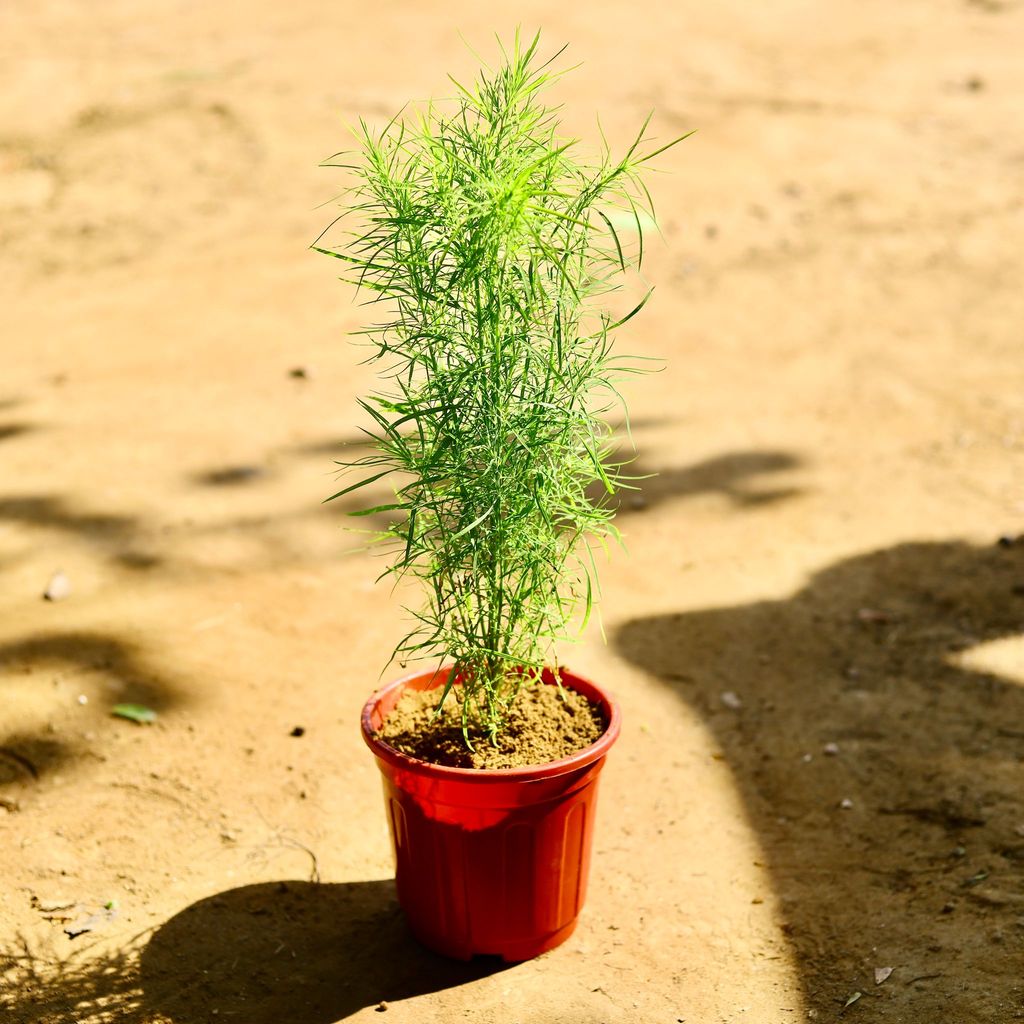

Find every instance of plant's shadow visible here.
[615,539,1024,1018]
[1,880,507,1024]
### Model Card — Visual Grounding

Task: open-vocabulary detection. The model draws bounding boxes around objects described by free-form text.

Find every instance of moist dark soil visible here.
[375,680,606,770]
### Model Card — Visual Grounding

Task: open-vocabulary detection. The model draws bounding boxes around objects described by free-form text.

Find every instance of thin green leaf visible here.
[112,704,158,725]
[607,288,653,330]
[323,469,393,503]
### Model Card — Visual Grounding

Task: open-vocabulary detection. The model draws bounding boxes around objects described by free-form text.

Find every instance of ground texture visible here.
[2,1,1024,1021]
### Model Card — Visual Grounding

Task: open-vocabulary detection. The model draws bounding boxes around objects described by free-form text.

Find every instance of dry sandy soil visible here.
[2,2,1024,1021]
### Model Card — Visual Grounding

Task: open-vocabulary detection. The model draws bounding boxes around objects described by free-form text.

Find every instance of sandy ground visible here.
[2,1,1024,1021]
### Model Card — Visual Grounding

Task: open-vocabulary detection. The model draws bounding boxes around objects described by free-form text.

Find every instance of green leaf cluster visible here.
[317,32,687,746]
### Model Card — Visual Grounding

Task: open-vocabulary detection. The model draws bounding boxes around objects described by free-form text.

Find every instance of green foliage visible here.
[317,32,686,745]
[111,703,157,725]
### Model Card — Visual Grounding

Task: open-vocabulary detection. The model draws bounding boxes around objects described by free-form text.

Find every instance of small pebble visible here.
[823,742,840,756]
[720,691,742,710]
[77,695,88,706]
[289,365,314,380]
[376,1001,389,1012]
[290,726,306,738]
[43,571,71,602]
[840,797,853,809]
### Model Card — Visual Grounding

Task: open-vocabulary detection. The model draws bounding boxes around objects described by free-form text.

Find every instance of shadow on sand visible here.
[1,880,506,1024]
[0,630,186,795]
[623,449,803,512]
[0,495,162,571]
[580,446,804,517]
[0,423,35,443]
[615,538,1024,1019]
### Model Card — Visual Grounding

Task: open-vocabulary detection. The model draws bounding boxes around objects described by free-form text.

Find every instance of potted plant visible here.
[315,33,685,961]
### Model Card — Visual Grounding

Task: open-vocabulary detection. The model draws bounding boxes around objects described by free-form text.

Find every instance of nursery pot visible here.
[360,665,621,961]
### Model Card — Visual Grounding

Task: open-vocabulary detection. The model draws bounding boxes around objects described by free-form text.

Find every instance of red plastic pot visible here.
[360,665,621,961]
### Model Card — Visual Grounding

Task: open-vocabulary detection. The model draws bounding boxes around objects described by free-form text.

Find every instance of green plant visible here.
[316,32,685,747]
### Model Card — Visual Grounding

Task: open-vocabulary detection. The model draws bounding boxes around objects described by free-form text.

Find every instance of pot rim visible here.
[360,664,622,783]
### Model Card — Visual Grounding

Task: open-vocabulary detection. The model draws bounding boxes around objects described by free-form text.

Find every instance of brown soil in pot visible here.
[375,681,605,770]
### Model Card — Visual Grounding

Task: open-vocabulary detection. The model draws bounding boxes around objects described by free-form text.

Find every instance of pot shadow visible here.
[0,880,507,1024]
[615,539,1024,1018]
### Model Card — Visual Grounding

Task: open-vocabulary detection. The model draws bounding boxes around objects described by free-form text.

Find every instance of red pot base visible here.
[361,666,621,962]
[410,916,579,963]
